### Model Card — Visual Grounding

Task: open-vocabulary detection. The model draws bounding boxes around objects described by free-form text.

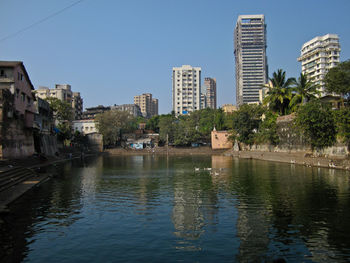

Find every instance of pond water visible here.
[2,155,350,262]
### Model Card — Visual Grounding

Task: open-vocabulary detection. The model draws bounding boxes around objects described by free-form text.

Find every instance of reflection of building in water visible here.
[211,156,233,169]
[236,202,270,262]
[172,181,204,240]
[81,157,104,197]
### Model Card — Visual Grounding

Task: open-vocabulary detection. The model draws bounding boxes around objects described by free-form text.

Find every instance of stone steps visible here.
[0,167,37,193]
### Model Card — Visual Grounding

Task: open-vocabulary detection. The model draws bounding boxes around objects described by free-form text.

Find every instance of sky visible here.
[1,0,350,114]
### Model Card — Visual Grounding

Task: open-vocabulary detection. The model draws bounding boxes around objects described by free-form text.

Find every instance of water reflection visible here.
[1,155,350,262]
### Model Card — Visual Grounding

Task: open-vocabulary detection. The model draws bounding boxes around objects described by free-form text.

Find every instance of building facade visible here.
[134,93,158,118]
[82,105,111,120]
[172,65,201,116]
[35,84,83,120]
[72,92,83,120]
[204,77,217,109]
[111,104,142,117]
[234,14,268,106]
[0,61,36,158]
[72,119,97,135]
[297,34,340,95]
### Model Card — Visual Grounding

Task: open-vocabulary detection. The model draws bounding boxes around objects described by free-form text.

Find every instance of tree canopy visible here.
[45,97,73,121]
[95,110,135,146]
[325,60,350,102]
[263,69,295,115]
[295,100,336,150]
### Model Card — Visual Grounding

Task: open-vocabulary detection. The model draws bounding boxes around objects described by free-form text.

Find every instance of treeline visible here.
[96,59,350,149]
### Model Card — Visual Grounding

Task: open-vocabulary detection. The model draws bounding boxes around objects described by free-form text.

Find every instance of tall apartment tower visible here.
[234,14,268,105]
[172,65,201,116]
[134,93,158,118]
[204,77,217,109]
[297,34,340,95]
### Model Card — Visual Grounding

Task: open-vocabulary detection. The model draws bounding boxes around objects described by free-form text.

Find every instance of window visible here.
[16,89,20,98]
[0,70,4,76]
[21,93,25,102]
[27,97,31,104]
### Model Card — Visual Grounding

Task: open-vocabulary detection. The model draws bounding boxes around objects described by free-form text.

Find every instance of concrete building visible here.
[297,34,341,95]
[172,65,201,116]
[201,93,207,109]
[35,84,83,120]
[72,119,97,135]
[0,61,36,158]
[82,105,111,120]
[134,93,158,118]
[111,104,142,117]
[222,104,238,113]
[72,92,83,120]
[204,77,217,109]
[211,130,233,150]
[151,98,158,116]
[234,14,268,106]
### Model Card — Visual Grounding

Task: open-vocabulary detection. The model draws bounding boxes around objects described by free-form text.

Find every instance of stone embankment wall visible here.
[235,114,349,158]
[40,134,58,156]
[0,88,35,159]
[1,119,35,158]
[87,133,103,152]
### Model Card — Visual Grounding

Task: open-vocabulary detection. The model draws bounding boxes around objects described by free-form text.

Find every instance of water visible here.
[1,155,350,262]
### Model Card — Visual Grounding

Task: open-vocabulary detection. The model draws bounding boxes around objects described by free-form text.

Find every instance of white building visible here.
[234,14,268,106]
[172,65,201,116]
[72,119,97,134]
[298,34,341,95]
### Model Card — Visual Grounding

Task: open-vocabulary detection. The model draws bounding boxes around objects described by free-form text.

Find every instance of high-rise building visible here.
[151,98,158,116]
[72,92,83,120]
[172,65,201,116]
[134,93,158,118]
[234,14,268,105]
[297,34,340,95]
[204,77,217,109]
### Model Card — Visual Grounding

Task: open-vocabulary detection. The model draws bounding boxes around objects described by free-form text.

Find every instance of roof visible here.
[0,61,34,90]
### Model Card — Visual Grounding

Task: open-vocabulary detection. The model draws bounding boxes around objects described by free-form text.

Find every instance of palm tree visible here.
[289,73,320,111]
[263,69,295,115]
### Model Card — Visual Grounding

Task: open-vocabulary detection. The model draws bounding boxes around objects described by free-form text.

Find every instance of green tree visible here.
[289,73,320,111]
[295,101,336,150]
[95,110,135,146]
[335,107,350,149]
[45,97,73,122]
[158,114,176,143]
[214,108,225,131]
[263,69,295,115]
[146,115,160,132]
[255,110,279,145]
[324,59,350,107]
[228,104,264,145]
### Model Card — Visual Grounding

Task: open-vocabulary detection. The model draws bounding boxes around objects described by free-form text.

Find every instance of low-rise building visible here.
[82,105,111,119]
[111,104,142,117]
[72,119,97,135]
[222,104,237,113]
[0,61,36,158]
[211,130,233,150]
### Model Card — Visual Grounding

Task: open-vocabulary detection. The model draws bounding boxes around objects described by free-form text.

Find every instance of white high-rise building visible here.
[298,34,341,95]
[172,65,201,116]
[234,14,268,106]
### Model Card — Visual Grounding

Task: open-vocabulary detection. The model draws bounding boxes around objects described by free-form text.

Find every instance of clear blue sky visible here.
[1,0,349,114]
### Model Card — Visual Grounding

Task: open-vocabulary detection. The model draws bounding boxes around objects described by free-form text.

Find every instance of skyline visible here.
[1,0,350,114]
